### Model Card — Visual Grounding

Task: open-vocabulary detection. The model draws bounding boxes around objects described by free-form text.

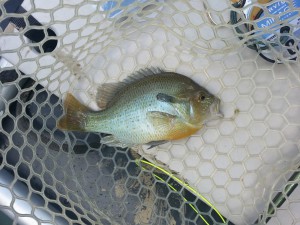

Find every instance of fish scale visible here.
[93,86,177,143]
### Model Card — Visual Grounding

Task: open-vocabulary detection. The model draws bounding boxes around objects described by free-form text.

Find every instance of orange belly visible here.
[165,125,200,140]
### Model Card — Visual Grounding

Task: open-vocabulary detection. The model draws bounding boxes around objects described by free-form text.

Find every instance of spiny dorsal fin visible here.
[122,67,166,84]
[96,67,166,109]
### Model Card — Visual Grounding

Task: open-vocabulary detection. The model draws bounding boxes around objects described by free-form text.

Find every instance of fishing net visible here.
[0,0,300,224]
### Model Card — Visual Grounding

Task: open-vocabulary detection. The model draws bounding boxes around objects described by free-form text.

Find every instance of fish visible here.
[57,68,221,148]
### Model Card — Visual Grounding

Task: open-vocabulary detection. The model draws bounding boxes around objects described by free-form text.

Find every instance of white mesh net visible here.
[1,0,300,224]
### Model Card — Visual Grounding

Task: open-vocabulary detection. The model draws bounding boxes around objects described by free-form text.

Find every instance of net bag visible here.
[1,0,300,224]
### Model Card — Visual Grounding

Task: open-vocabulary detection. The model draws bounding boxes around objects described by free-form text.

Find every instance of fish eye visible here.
[200,95,206,101]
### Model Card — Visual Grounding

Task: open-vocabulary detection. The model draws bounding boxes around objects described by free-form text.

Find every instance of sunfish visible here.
[58,68,221,148]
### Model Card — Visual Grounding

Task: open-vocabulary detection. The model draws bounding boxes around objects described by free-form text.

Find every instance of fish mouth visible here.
[209,98,222,117]
[202,98,223,125]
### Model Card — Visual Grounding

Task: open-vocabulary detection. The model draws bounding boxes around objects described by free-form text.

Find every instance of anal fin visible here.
[100,135,129,148]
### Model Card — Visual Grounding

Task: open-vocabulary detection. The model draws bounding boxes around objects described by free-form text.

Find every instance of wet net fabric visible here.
[0,0,300,224]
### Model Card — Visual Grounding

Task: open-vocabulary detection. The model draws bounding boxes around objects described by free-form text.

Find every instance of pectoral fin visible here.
[146,111,177,130]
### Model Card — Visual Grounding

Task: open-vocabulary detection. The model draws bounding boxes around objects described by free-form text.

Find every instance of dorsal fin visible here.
[122,67,166,84]
[96,67,166,109]
[96,82,126,109]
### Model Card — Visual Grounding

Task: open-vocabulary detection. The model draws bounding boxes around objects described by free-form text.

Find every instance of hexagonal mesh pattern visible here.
[0,0,300,225]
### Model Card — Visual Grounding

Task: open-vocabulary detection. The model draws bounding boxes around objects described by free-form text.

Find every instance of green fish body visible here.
[58,68,220,148]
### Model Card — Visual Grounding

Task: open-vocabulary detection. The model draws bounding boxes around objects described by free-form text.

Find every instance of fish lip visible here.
[209,97,222,116]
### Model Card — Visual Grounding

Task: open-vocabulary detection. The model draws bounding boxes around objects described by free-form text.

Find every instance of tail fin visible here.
[57,93,89,131]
